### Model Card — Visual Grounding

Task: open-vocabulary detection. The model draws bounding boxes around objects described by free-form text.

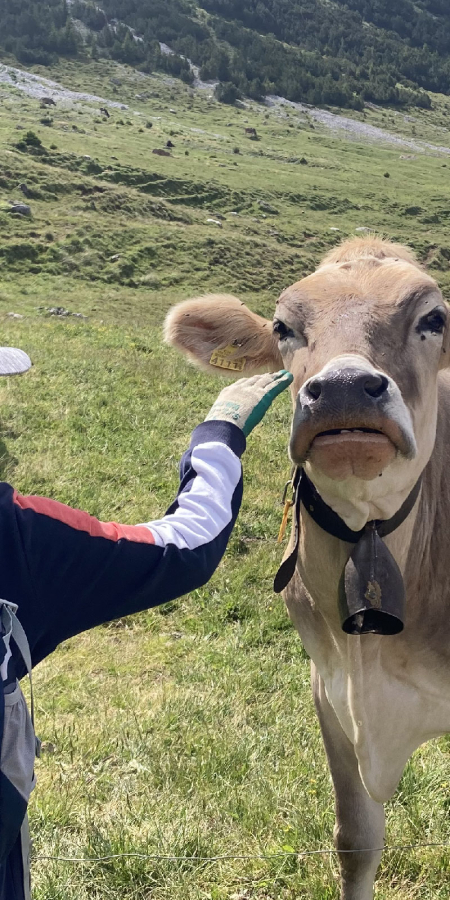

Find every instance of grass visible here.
[1,56,450,898]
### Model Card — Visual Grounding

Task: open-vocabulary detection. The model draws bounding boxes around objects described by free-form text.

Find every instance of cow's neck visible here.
[303,457,425,532]
[297,493,420,632]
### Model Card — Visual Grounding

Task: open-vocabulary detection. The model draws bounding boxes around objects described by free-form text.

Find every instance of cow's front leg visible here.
[312,664,385,900]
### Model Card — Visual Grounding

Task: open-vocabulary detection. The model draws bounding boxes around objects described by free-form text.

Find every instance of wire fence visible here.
[33,840,450,864]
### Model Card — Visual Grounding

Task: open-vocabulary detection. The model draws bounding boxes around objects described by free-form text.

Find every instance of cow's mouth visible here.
[314,426,385,439]
[308,425,396,481]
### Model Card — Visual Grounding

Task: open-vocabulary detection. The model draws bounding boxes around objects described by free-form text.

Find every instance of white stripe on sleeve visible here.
[139,441,242,551]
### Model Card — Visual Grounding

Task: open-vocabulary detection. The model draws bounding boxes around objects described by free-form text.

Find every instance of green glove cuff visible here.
[242,371,293,436]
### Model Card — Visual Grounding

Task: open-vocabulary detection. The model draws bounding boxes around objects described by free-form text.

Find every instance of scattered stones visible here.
[45,307,88,319]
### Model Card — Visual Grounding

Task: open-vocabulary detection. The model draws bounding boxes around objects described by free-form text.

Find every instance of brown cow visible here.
[164,236,450,899]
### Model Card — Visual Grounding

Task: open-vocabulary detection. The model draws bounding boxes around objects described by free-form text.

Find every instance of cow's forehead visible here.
[276,258,440,315]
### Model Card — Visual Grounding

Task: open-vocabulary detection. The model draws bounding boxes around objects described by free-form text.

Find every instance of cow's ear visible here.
[164,294,282,375]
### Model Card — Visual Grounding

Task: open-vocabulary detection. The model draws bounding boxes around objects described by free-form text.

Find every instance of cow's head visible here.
[165,238,449,529]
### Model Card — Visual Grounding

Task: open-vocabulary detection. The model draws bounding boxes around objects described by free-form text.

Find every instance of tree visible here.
[215,81,242,103]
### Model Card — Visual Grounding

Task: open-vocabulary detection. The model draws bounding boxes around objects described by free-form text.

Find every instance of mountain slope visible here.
[2,0,450,108]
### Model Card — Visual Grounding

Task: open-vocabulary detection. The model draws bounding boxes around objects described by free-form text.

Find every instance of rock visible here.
[257,200,279,214]
[355,226,372,233]
[329,227,340,231]
[169,108,177,113]
[9,203,31,217]
[47,307,70,316]
[40,741,56,754]
[84,155,91,160]
[109,254,120,261]
[7,313,24,319]
[206,218,223,228]
[19,183,32,198]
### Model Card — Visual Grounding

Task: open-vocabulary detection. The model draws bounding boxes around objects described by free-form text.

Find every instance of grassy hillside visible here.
[2,58,450,898]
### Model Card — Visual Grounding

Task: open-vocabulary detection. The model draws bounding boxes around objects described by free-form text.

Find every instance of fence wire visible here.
[33,841,450,864]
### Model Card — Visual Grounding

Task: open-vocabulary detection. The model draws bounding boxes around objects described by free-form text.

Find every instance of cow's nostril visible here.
[364,374,389,399]
[307,378,322,400]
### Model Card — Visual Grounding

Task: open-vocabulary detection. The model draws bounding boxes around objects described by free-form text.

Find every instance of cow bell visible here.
[338,523,405,635]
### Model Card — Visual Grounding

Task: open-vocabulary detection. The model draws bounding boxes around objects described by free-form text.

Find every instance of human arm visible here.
[8,371,292,671]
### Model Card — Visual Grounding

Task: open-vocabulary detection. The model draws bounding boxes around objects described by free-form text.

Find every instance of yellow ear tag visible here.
[210,344,246,372]
[277,498,293,544]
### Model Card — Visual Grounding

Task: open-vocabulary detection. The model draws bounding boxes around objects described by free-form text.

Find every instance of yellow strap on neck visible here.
[277,498,293,543]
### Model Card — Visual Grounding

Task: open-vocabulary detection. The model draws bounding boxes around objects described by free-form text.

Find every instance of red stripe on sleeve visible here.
[13,491,156,545]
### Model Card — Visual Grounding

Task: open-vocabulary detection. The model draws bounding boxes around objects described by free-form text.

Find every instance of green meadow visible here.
[2,57,450,898]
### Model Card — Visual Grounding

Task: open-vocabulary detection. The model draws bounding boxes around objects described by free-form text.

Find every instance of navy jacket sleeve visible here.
[1,421,245,673]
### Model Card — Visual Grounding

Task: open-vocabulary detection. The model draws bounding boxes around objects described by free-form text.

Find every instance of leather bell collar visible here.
[274,469,422,635]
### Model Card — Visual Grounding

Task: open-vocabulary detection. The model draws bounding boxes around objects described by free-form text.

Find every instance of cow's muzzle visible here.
[290,356,416,478]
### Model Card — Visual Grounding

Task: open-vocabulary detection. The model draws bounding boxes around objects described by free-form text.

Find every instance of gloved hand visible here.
[205,370,293,437]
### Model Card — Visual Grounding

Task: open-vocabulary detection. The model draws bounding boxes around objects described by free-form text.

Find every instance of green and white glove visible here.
[205,370,293,437]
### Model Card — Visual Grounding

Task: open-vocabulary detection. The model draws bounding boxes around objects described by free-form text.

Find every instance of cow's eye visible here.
[273,319,294,340]
[417,309,447,335]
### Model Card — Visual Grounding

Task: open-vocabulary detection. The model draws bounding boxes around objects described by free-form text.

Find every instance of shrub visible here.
[215,82,242,105]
